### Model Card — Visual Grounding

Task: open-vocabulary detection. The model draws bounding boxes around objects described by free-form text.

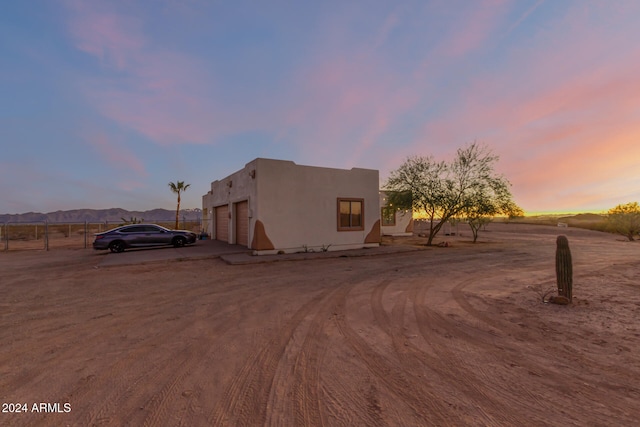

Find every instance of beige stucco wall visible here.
[254,159,380,254]
[202,158,380,254]
[202,158,258,243]
[379,191,413,236]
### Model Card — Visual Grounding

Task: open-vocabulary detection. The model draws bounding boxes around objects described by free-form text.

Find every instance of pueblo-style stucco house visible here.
[379,191,414,236]
[202,158,381,255]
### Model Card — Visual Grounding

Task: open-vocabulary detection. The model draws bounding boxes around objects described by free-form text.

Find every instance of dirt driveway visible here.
[1,223,639,426]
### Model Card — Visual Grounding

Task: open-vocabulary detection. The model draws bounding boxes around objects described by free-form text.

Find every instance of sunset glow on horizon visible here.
[2,1,639,215]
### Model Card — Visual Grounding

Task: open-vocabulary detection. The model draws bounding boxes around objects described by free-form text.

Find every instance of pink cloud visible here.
[61,0,640,213]
[65,0,145,70]
[284,29,426,167]
[436,0,510,58]
[505,0,545,36]
[64,1,230,145]
[405,2,640,211]
[280,2,516,169]
[84,51,224,145]
[115,179,147,192]
[372,9,401,50]
[494,93,640,211]
[288,0,640,213]
[88,132,147,177]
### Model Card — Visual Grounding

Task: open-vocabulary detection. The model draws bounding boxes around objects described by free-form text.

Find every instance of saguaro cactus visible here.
[555,235,573,302]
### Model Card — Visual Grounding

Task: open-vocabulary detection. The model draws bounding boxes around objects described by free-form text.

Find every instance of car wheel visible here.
[109,241,125,253]
[173,236,186,248]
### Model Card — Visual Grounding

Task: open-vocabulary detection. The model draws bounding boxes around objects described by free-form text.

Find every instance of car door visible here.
[143,225,170,245]
[119,225,146,247]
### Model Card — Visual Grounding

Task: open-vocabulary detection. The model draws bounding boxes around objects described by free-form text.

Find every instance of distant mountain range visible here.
[0,208,202,224]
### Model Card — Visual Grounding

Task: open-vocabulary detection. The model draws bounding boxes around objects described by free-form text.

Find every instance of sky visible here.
[1,0,639,215]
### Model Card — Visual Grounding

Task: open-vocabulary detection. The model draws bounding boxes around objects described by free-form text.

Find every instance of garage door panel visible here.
[235,201,248,247]
[215,205,229,242]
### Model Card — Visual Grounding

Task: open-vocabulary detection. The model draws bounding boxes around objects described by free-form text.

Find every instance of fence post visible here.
[3,223,7,251]
[45,221,49,251]
[84,221,88,249]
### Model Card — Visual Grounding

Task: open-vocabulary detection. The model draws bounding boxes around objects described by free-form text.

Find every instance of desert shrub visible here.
[119,216,143,226]
[50,223,74,237]
[606,202,640,241]
[6,224,40,240]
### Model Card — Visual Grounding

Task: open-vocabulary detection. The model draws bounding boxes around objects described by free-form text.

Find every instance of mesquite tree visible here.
[555,235,573,301]
[463,182,522,243]
[385,142,521,245]
[385,156,448,246]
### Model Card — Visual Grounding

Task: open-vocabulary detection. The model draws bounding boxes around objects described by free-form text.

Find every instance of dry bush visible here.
[527,283,556,303]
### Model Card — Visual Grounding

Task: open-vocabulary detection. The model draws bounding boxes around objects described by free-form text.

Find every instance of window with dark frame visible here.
[337,198,364,231]
[381,206,396,226]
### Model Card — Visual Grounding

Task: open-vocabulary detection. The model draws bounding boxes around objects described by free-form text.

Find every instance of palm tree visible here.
[168,181,190,229]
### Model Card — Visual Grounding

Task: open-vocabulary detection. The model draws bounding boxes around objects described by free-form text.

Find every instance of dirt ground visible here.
[1,223,639,426]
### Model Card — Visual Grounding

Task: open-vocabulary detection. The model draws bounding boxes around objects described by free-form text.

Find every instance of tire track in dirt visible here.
[1,305,184,405]
[69,281,252,424]
[426,269,588,407]
[287,286,349,427]
[318,381,359,427]
[131,304,219,427]
[131,293,254,426]
[170,297,263,427]
[371,277,521,425]
[450,274,640,423]
[135,265,361,425]
[173,272,324,426]
[136,346,201,427]
[415,271,626,425]
[290,271,399,425]
[207,287,335,426]
[373,281,463,425]
[207,261,416,426]
[410,281,527,425]
[85,285,271,426]
[333,278,453,426]
[0,274,240,395]
[370,279,440,367]
[79,324,196,425]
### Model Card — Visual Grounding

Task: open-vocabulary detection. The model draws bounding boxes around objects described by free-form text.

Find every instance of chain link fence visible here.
[1,220,202,251]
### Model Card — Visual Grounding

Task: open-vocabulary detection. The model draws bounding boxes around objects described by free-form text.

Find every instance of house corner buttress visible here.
[405,218,414,233]
[364,219,381,243]
[251,220,275,250]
